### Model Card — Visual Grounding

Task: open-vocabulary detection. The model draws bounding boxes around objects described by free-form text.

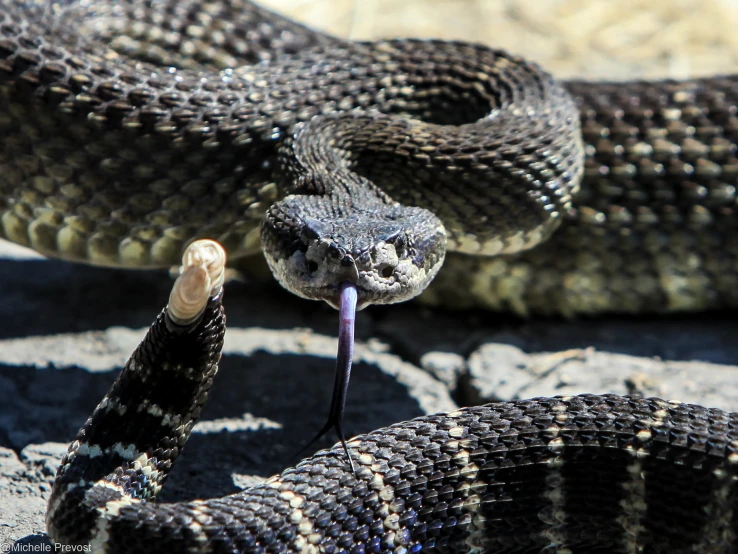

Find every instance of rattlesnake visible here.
[1,1,737,551]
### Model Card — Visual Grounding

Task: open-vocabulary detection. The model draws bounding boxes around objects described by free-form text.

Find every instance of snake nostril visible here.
[381,266,394,278]
[307,261,318,273]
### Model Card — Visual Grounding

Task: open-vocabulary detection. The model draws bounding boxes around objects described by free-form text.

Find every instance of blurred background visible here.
[260,0,738,80]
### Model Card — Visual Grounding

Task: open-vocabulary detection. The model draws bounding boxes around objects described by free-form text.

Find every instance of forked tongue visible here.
[294,282,359,473]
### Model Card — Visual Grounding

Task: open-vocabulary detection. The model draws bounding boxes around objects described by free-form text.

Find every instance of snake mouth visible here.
[321,282,371,310]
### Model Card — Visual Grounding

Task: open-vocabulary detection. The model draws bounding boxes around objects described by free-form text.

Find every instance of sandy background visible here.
[260,0,738,79]
[2,0,738,549]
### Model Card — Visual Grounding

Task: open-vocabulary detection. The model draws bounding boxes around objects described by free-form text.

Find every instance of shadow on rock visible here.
[375,303,738,366]
[0,350,428,497]
[0,256,374,341]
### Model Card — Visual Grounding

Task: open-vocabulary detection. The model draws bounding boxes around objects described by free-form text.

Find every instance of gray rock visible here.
[419,351,466,390]
[19,444,69,483]
[463,343,738,412]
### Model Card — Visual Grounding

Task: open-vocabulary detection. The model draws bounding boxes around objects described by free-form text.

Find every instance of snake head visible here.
[260,195,447,309]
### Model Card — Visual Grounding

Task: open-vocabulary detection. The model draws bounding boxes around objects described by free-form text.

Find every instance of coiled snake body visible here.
[1,0,737,314]
[1,1,736,551]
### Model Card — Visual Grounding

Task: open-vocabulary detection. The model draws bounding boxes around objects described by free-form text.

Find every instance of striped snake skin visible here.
[46,241,738,553]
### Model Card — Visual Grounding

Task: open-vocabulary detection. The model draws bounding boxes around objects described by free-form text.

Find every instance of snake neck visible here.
[261,117,447,309]
[260,68,584,309]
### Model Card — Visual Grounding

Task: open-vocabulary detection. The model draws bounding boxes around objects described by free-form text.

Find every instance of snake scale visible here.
[0,0,736,552]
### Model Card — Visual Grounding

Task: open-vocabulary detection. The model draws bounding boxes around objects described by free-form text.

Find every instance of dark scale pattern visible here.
[63,0,339,70]
[0,0,578,282]
[0,1,737,314]
[0,0,581,314]
[2,1,737,313]
[5,1,737,550]
[47,285,738,552]
[426,78,738,314]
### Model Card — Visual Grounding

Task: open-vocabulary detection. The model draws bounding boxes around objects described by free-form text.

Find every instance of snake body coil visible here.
[46,241,738,553]
[0,0,736,314]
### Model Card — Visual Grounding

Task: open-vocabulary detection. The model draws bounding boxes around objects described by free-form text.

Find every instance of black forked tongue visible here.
[294,282,358,473]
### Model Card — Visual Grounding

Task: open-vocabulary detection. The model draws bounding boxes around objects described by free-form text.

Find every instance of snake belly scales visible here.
[0,0,736,552]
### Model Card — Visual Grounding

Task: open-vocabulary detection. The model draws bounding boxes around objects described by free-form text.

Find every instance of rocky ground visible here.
[3,0,738,550]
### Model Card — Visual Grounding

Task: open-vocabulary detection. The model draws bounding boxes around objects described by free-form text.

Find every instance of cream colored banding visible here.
[167,239,227,325]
